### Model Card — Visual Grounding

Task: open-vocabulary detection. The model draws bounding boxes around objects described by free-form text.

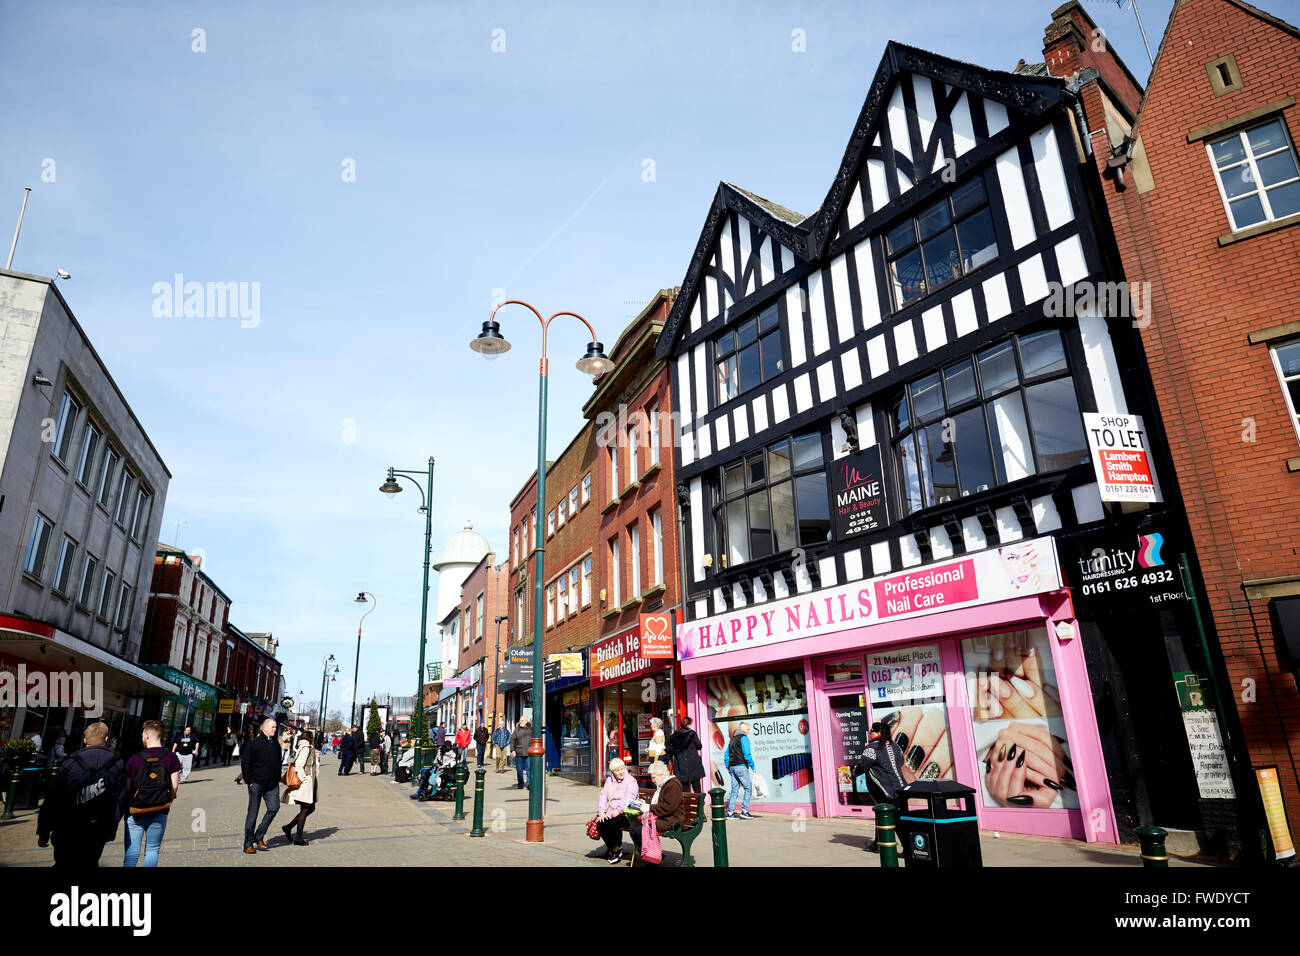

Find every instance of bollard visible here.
[469,768,486,837]
[1135,825,1169,867]
[452,761,468,821]
[2,769,21,821]
[709,786,729,868]
[873,803,899,867]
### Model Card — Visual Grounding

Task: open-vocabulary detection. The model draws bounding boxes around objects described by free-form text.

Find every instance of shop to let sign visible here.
[1083,413,1161,502]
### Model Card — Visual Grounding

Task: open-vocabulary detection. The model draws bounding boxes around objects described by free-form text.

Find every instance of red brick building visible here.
[453,553,510,732]
[582,290,687,771]
[1077,0,1300,856]
[505,421,599,776]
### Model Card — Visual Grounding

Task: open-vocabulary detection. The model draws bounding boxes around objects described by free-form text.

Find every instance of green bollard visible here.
[453,761,468,821]
[873,803,899,867]
[709,786,729,868]
[469,768,486,837]
[2,769,20,821]
[1136,825,1169,867]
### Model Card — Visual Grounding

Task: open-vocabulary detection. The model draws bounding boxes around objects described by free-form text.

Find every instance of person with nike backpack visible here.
[121,720,182,867]
[36,721,125,868]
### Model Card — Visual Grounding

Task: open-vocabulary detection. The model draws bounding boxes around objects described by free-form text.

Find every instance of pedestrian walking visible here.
[454,724,471,763]
[331,733,340,755]
[338,728,355,775]
[221,726,238,767]
[853,721,907,852]
[665,716,706,793]
[511,718,531,789]
[279,724,294,768]
[279,733,319,846]
[36,722,125,868]
[593,757,640,864]
[491,718,510,773]
[473,722,489,768]
[122,721,181,867]
[241,717,284,853]
[628,761,685,867]
[381,731,392,775]
[725,722,757,819]
[171,725,197,783]
[368,729,383,775]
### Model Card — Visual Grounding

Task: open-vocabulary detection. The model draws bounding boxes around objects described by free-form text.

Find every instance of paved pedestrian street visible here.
[0,751,1216,867]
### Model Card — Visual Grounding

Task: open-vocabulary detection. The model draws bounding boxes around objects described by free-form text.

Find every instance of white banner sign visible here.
[866,644,943,703]
[1083,412,1161,503]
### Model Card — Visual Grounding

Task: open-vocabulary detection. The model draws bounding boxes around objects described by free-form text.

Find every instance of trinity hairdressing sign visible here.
[677,538,1061,661]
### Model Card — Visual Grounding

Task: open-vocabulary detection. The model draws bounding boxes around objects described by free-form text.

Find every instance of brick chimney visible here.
[1042,1,1143,116]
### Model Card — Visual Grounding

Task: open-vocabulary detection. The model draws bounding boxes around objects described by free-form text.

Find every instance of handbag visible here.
[231,743,240,758]
[282,759,302,790]
[586,816,601,840]
[641,814,663,864]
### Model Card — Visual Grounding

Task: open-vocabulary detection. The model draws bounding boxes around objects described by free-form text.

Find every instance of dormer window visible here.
[715,304,783,405]
[887,176,1000,311]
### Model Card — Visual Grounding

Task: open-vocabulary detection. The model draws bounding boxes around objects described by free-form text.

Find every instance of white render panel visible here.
[793,372,814,413]
[985,99,1009,135]
[950,90,976,156]
[994,506,1024,542]
[719,217,736,287]
[983,271,1012,321]
[794,562,814,594]
[690,478,706,582]
[912,74,944,174]
[714,412,730,451]
[843,548,864,582]
[1079,312,1129,415]
[695,599,708,618]
[1072,482,1105,524]
[689,296,702,333]
[780,245,794,274]
[867,156,889,212]
[847,181,866,229]
[697,419,712,458]
[929,525,954,559]
[731,406,749,444]
[751,394,769,434]
[1018,254,1050,306]
[680,425,696,467]
[870,540,892,575]
[1055,234,1089,287]
[841,347,864,392]
[772,570,790,600]
[816,361,836,405]
[759,236,775,287]
[866,334,889,379]
[830,253,854,344]
[922,306,947,352]
[831,415,850,461]
[1032,125,1076,230]
[952,289,979,337]
[676,353,694,425]
[693,343,709,421]
[737,215,755,297]
[961,516,988,552]
[1031,494,1062,533]
[853,239,882,329]
[713,587,726,611]
[997,146,1037,250]
[818,557,837,588]
[887,85,912,166]
[855,403,877,447]
[753,577,768,604]
[808,270,830,356]
[771,383,791,424]
[703,275,716,322]
[893,319,918,365]
[899,534,923,568]
[731,583,747,609]
[786,285,807,368]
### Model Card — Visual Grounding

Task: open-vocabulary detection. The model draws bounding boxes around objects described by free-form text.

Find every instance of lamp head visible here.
[470,320,510,359]
[355,592,368,604]
[379,470,402,496]
[576,341,613,377]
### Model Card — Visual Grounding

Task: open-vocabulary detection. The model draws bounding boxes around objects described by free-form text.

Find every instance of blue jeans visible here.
[515,754,528,787]
[244,782,281,847]
[123,811,169,867]
[728,765,753,813]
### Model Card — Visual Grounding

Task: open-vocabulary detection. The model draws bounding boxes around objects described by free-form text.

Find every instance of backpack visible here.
[128,753,174,815]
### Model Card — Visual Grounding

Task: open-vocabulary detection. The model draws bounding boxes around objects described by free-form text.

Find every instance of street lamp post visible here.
[378,456,436,778]
[492,614,507,729]
[351,593,376,729]
[318,654,337,728]
[469,300,611,842]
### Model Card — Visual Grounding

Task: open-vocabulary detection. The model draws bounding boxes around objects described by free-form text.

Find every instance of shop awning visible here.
[0,614,180,699]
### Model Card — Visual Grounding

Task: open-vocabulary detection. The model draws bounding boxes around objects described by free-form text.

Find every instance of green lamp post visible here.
[378,457,436,778]
[469,302,612,842]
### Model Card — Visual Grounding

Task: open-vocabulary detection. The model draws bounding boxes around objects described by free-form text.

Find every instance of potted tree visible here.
[2,739,42,811]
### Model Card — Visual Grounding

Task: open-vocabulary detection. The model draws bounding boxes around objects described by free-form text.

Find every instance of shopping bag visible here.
[641,814,662,864]
[232,744,240,758]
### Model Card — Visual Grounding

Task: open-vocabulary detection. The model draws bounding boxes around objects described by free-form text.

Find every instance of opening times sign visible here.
[1083,413,1161,503]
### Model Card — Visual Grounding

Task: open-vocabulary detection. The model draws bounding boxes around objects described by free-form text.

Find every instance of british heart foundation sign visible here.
[640,612,675,659]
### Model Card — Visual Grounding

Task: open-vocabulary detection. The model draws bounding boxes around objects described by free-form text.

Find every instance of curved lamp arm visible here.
[357,592,377,634]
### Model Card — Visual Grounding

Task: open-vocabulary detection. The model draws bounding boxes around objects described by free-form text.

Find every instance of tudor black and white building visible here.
[657,42,1214,846]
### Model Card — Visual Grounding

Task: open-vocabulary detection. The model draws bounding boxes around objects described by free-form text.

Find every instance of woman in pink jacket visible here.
[594,758,640,864]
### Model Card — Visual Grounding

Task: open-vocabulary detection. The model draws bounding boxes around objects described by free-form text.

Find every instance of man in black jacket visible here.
[351,726,365,772]
[240,718,283,853]
[36,721,125,867]
[853,722,908,853]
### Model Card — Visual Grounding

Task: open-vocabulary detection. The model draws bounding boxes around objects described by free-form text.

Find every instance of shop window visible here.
[1270,337,1300,445]
[825,659,862,683]
[891,329,1088,516]
[1207,119,1300,230]
[960,629,1077,810]
[713,430,830,568]
[715,304,783,405]
[887,175,1000,311]
[702,669,813,803]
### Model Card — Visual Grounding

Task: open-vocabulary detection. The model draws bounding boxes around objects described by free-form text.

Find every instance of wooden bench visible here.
[632,787,706,867]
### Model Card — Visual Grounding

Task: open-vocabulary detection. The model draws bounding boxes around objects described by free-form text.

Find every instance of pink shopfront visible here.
[678,536,1120,843]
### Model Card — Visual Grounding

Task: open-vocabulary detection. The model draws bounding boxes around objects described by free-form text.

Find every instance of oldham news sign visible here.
[1083,413,1162,503]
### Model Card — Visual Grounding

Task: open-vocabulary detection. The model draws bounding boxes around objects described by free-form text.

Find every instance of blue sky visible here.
[0,0,1187,714]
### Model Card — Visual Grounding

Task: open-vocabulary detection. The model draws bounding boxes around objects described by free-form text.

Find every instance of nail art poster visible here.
[962,629,1079,810]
